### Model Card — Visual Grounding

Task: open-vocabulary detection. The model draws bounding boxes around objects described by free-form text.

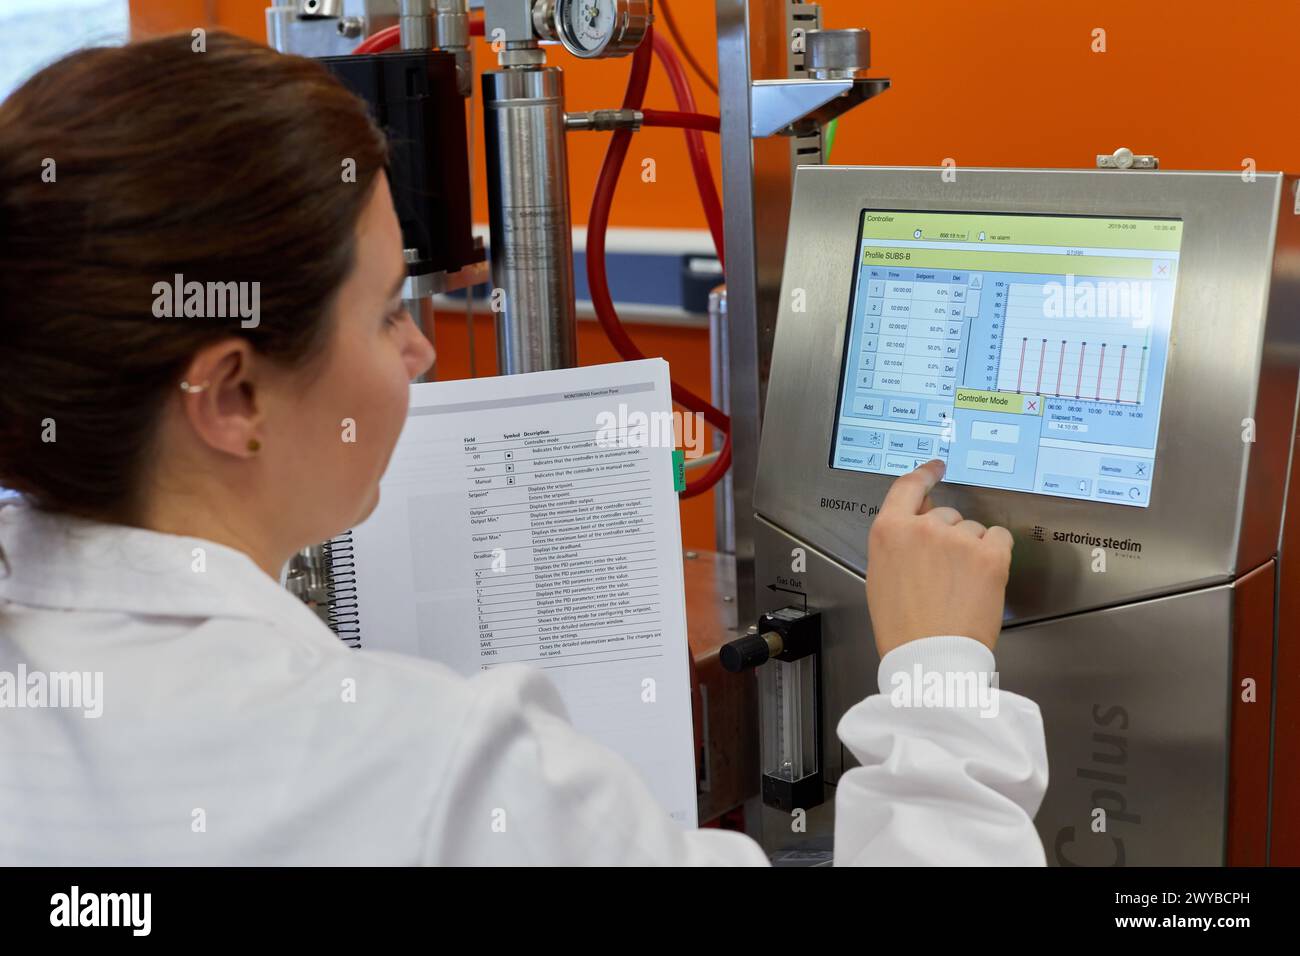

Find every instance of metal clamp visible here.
[564,108,643,132]
[1097,147,1160,170]
[499,43,546,68]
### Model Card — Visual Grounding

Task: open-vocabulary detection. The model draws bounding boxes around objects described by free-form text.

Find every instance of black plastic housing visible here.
[319,50,481,278]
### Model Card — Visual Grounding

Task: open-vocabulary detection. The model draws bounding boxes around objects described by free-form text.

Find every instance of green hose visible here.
[826,119,839,162]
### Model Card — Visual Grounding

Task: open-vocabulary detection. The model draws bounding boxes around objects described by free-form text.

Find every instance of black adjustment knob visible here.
[720,632,780,673]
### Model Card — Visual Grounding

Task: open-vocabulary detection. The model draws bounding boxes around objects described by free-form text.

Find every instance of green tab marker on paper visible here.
[672,450,686,492]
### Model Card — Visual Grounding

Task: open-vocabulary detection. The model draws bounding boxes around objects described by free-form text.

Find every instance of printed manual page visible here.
[350,359,697,825]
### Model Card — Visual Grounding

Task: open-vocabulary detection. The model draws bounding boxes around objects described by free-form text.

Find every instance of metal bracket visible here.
[750,76,890,138]
[403,257,491,299]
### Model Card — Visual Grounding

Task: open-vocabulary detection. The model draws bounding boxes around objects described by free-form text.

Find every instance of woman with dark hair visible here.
[0,32,1045,865]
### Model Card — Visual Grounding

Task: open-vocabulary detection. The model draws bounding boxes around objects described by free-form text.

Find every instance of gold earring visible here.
[247,438,261,453]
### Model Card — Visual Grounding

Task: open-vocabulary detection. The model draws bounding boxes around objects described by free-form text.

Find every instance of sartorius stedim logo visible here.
[1038,524,1144,555]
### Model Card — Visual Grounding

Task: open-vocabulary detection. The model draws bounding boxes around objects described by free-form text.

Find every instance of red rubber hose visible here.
[650,31,725,269]
[586,28,732,497]
[641,109,721,134]
[351,24,399,54]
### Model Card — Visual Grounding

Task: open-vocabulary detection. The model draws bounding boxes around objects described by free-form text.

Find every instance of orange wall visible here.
[131,0,1300,212]
[129,0,1300,547]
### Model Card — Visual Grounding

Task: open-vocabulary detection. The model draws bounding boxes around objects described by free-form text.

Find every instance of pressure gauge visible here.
[537,0,651,59]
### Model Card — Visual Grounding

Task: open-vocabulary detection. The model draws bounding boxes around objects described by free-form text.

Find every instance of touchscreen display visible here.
[829,210,1183,507]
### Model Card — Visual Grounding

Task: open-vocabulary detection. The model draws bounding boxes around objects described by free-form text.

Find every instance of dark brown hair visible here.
[0,31,389,523]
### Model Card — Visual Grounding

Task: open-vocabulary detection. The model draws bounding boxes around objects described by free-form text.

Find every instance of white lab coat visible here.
[0,502,1047,865]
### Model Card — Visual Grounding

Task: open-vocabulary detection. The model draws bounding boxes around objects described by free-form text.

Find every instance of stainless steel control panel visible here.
[756,167,1299,625]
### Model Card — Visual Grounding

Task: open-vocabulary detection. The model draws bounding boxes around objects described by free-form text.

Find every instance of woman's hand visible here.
[866,459,1013,657]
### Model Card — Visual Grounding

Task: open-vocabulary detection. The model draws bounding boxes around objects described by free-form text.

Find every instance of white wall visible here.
[0,0,130,100]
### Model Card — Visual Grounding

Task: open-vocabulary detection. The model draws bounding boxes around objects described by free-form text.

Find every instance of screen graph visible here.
[996,283,1153,404]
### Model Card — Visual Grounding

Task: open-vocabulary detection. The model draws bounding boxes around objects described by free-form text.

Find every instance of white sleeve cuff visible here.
[876,635,995,695]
